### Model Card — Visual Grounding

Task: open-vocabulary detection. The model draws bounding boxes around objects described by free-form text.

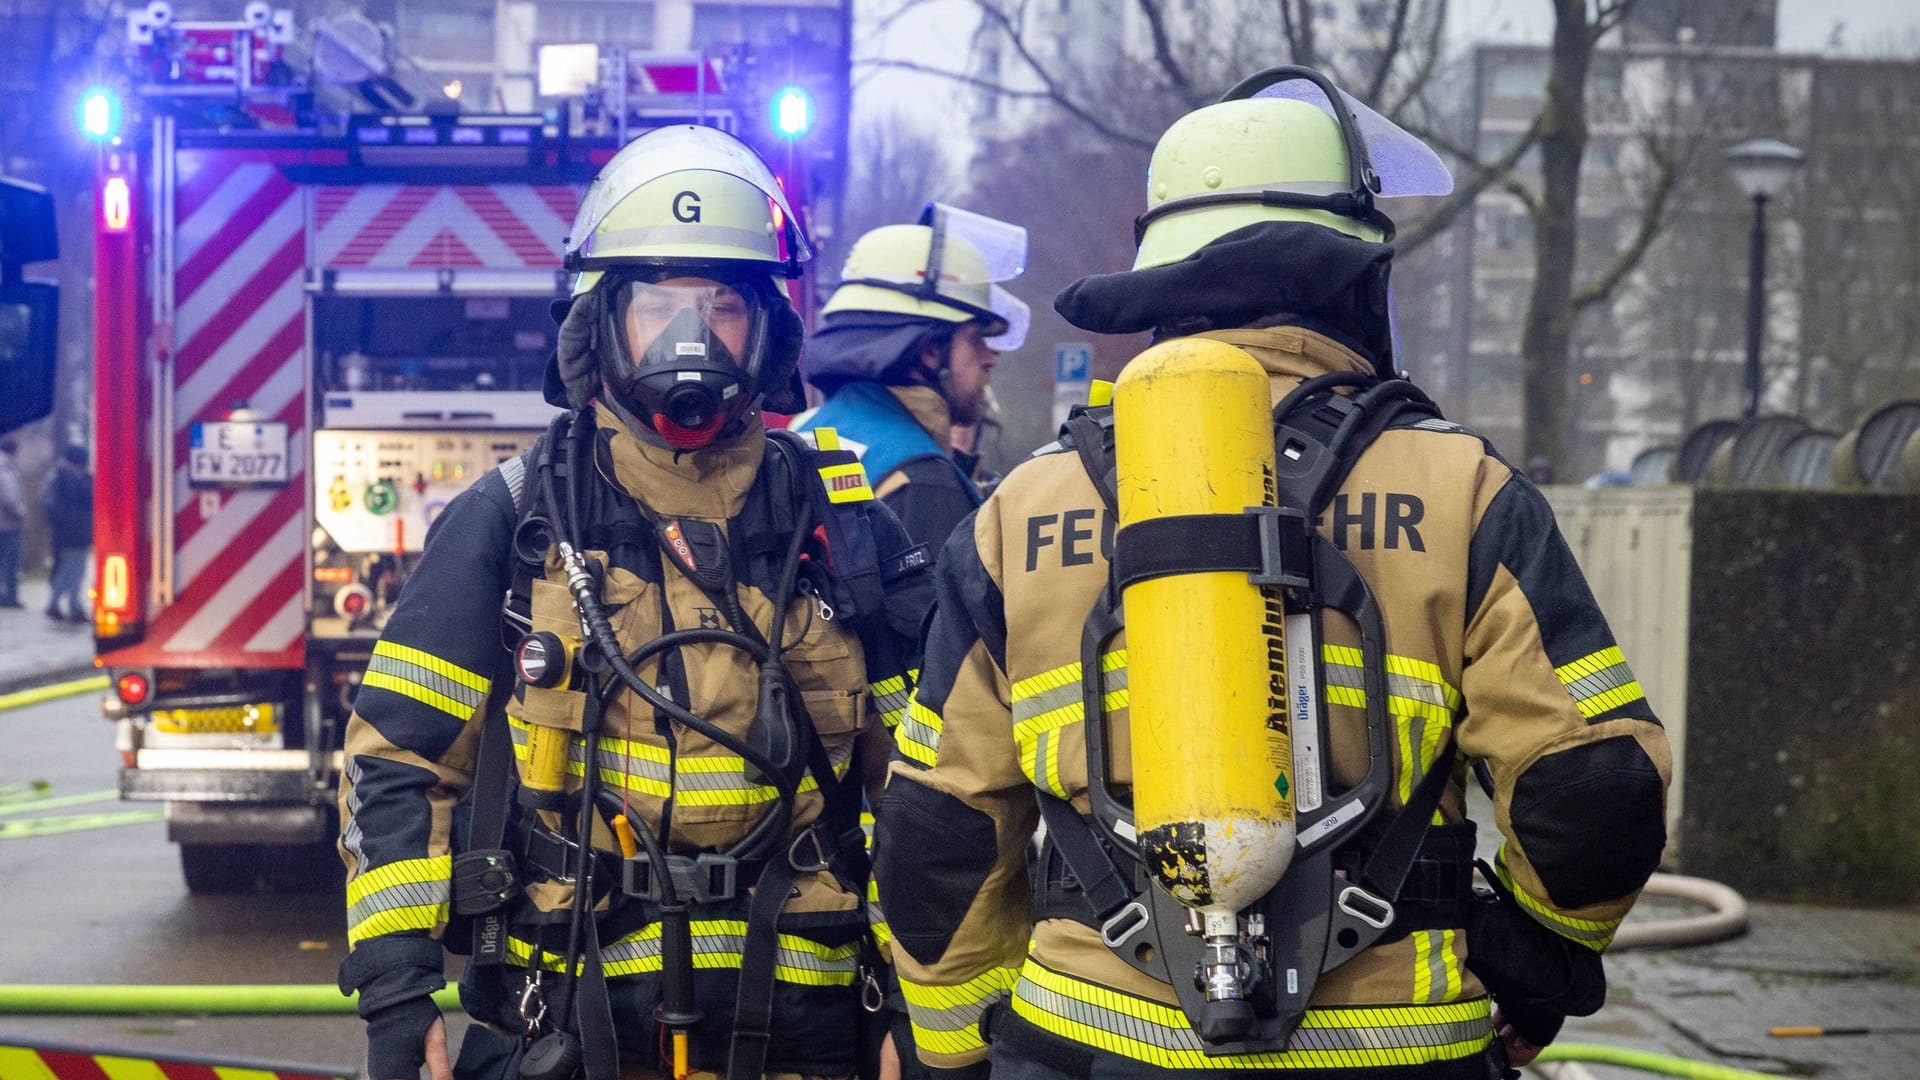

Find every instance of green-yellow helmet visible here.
[1133,65,1452,270]
[822,204,1031,350]
[565,124,811,297]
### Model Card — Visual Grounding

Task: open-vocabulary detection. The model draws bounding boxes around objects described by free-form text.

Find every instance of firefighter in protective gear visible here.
[337,124,932,1080]
[793,207,1031,554]
[872,66,1670,1080]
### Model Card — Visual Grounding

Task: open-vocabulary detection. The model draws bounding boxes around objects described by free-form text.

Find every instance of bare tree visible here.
[840,109,962,251]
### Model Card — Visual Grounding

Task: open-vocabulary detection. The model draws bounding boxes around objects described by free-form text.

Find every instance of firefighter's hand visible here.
[879,1030,902,1080]
[366,994,448,1079]
[1491,1005,1544,1068]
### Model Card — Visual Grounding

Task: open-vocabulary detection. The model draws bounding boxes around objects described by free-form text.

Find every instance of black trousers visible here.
[985,1006,1514,1080]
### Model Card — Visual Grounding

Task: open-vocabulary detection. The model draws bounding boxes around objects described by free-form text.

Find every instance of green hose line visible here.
[0,984,464,1014]
[1540,1042,1783,1080]
[0,674,109,713]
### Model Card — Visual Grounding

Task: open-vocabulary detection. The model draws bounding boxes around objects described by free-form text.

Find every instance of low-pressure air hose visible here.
[1608,873,1749,951]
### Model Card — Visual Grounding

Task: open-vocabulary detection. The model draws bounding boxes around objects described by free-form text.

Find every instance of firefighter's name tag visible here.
[189,421,290,487]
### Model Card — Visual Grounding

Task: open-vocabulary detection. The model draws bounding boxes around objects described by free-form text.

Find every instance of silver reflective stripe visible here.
[1014,964,1491,1062]
[593,223,776,255]
[366,652,488,714]
[499,454,527,509]
[348,878,450,930]
[1562,660,1636,703]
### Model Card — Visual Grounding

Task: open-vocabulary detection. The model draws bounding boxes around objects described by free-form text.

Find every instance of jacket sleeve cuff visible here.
[338,934,447,1017]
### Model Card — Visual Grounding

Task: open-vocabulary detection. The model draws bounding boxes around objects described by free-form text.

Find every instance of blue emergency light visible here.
[770,86,813,139]
[79,88,121,141]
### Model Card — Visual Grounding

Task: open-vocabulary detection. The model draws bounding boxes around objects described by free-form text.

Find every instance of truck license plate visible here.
[189,421,290,486]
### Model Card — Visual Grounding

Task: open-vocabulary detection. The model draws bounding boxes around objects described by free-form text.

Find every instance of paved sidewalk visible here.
[0,575,102,696]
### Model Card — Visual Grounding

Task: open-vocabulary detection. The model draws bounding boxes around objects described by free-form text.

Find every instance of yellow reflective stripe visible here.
[872,674,912,730]
[897,697,942,767]
[1013,652,1125,796]
[820,462,874,504]
[1321,645,1459,726]
[1412,929,1461,1004]
[507,920,859,985]
[1554,646,1645,718]
[1011,959,1492,1069]
[374,640,491,692]
[1495,853,1620,950]
[346,855,452,945]
[812,426,842,451]
[365,642,491,722]
[361,670,479,723]
[901,967,1020,1055]
[347,854,451,906]
[508,717,839,804]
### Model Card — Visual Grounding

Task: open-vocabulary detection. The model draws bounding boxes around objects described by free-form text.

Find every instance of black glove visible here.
[1463,888,1606,1046]
[1496,999,1566,1047]
[365,992,443,1080]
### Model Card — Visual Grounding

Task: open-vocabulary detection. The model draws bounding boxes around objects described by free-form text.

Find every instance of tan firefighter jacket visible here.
[337,406,924,1075]
[873,326,1671,1073]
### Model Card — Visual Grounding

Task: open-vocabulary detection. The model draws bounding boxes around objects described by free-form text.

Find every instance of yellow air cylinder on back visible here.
[1114,337,1294,918]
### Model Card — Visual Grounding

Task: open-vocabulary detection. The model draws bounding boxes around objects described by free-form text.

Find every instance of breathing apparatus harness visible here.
[453,408,910,1080]
[1039,370,1476,1055]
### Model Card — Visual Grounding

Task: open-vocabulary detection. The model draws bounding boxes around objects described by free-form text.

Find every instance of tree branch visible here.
[853,57,1157,149]
[1590,0,1640,44]
[1365,0,1416,102]
[1133,0,1196,104]
[1394,113,1545,255]
[1571,146,1678,310]
[1387,0,1449,119]
[853,0,942,48]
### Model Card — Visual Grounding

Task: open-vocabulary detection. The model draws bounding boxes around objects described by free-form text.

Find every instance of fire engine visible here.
[85,2,845,892]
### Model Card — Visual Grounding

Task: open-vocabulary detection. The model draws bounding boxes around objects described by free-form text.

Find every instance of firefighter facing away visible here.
[792,208,1031,553]
[872,66,1670,1080]
[336,124,933,1080]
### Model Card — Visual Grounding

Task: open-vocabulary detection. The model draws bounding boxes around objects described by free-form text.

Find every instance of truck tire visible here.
[180,843,265,894]
[265,840,347,894]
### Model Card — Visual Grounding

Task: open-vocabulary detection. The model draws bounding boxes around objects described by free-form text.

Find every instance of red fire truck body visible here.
[90,34,818,890]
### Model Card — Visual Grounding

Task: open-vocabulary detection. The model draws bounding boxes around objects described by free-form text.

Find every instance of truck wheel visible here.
[265,841,347,894]
[179,843,264,894]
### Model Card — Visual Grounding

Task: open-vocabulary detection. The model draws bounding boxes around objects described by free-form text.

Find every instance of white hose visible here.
[1609,872,1749,951]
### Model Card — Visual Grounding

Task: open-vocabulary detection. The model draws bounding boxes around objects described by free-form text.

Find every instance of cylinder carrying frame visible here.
[450,410,890,1080]
[1038,369,1466,1055]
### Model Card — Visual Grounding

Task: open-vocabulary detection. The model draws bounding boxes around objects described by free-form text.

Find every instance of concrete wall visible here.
[1542,485,1920,902]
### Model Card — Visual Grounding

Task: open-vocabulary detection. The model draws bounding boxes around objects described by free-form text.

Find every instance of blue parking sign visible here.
[1054,342,1092,385]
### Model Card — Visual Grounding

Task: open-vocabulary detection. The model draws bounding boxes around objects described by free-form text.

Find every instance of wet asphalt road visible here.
[0,690,470,1077]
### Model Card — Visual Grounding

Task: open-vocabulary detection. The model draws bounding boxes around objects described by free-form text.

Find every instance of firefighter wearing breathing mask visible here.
[792,208,1031,557]
[873,66,1670,1080]
[337,125,932,1080]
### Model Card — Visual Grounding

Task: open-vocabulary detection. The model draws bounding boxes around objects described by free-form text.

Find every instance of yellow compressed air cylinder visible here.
[1114,337,1294,918]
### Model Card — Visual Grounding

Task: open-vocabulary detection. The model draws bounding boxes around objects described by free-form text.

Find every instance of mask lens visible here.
[618,281,755,372]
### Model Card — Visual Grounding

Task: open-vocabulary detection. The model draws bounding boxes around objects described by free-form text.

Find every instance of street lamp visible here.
[1724,138,1804,419]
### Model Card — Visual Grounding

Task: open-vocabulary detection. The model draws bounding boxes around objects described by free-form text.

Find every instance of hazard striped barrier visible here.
[0,1039,353,1079]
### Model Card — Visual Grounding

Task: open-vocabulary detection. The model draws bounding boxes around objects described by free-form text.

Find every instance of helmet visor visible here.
[983,284,1030,351]
[1250,79,1453,198]
[920,203,1028,286]
[568,125,812,268]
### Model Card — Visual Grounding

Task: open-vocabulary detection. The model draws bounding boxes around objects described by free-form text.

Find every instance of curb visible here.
[0,670,108,710]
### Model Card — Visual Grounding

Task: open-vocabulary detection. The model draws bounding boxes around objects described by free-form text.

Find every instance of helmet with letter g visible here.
[546,124,813,449]
[804,204,1029,424]
[1058,65,1453,375]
